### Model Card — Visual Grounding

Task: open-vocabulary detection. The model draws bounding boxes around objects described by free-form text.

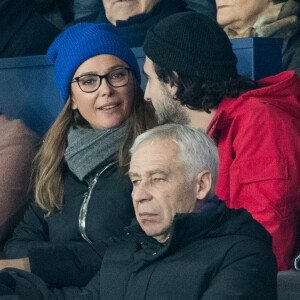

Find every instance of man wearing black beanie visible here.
[143,11,300,272]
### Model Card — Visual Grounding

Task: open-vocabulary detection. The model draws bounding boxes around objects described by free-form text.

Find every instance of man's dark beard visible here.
[155,103,190,125]
[154,85,190,125]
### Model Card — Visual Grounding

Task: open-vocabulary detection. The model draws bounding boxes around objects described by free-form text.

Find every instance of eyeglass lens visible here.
[77,68,129,92]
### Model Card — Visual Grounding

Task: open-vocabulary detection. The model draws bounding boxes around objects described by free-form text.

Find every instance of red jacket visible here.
[207,71,300,271]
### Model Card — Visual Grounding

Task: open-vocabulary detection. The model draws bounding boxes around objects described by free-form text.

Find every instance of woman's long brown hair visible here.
[33,75,156,215]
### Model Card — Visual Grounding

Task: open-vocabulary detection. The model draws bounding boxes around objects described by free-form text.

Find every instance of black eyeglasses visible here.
[72,67,131,93]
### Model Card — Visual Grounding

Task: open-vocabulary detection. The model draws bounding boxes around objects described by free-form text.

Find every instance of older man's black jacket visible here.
[80,196,277,300]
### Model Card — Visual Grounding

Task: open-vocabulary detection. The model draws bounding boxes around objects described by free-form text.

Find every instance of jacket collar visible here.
[124,196,272,268]
[125,196,226,257]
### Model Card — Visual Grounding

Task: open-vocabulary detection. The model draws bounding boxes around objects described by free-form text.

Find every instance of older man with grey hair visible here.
[0,124,277,299]
[79,124,277,300]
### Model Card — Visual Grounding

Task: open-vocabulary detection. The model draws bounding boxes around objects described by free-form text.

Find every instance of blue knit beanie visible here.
[47,23,140,102]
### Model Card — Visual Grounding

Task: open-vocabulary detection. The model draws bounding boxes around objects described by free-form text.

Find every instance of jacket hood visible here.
[249,71,300,116]
[126,196,272,253]
[218,71,300,121]
[170,197,273,251]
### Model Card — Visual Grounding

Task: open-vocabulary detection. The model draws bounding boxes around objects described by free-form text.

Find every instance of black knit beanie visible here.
[143,12,238,81]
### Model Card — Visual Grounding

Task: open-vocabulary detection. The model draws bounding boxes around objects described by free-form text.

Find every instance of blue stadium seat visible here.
[231,37,283,80]
[0,55,63,137]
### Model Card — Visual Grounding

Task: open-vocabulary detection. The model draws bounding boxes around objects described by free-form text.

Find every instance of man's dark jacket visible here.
[73,0,190,47]
[81,196,277,299]
[0,0,59,58]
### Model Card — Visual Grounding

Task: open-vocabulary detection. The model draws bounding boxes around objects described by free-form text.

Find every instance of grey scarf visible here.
[64,125,126,181]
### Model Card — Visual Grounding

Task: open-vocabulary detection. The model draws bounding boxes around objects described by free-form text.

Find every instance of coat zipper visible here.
[79,161,117,245]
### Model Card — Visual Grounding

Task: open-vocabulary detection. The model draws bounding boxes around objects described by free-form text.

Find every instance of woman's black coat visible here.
[4,159,134,287]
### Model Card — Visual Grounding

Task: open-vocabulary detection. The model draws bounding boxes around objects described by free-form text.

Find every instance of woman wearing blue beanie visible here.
[1,23,156,289]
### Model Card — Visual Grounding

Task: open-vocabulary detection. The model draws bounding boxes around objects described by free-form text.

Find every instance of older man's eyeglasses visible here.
[72,67,131,93]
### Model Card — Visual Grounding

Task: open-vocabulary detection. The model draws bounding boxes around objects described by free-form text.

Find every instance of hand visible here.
[0,257,31,272]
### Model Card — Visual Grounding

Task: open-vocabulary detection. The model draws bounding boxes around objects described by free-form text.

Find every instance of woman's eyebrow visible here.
[76,64,128,77]
[107,64,128,71]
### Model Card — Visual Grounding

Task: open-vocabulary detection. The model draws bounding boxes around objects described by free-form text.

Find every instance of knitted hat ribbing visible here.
[47,23,140,102]
[143,12,238,81]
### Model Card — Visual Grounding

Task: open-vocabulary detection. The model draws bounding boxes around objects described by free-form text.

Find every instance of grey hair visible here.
[129,124,219,196]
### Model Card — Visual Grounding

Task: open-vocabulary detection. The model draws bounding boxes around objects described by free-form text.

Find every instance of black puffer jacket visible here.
[0,0,59,58]
[81,197,277,299]
[4,158,134,287]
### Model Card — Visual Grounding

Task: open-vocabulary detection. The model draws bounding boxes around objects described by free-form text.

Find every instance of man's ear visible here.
[171,70,179,97]
[195,170,212,200]
[165,70,178,97]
